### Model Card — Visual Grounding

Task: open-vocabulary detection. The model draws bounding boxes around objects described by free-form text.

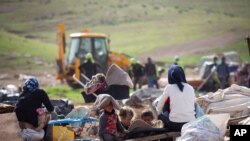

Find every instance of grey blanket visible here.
[106,64,133,88]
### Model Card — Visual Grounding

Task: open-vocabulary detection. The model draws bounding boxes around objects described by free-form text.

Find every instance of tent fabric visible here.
[106,64,133,88]
[196,84,250,118]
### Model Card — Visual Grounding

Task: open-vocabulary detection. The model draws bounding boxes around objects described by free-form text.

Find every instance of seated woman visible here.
[119,106,136,130]
[15,77,54,140]
[156,65,196,132]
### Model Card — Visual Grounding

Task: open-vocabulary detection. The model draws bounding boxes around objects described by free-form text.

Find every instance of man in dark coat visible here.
[130,58,145,91]
[217,56,230,89]
[145,57,159,89]
[79,53,97,79]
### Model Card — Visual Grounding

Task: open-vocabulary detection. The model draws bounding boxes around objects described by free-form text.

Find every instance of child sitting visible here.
[94,94,126,141]
[119,106,136,130]
[141,109,163,128]
[141,109,154,126]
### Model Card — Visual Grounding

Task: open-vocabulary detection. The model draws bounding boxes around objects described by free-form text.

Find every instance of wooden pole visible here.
[246,35,250,56]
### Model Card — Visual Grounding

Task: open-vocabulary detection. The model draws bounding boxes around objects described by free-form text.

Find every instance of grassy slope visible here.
[45,85,83,104]
[0,0,250,103]
[0,0,249,61]
[0,31,55,70]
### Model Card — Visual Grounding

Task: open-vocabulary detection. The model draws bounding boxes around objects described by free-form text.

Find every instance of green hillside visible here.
[0,31,55,70]
[0,0,249,67]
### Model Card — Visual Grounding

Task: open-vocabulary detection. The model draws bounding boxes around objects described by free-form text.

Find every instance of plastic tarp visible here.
[64,106,91,127]
[177,114,230,141]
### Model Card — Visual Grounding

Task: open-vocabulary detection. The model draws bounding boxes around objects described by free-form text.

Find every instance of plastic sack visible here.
[195,103,204,118]
[22,128,44,141]
[177,115,223,141]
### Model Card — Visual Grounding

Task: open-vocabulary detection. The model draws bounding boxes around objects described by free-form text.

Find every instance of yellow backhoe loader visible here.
[56,23,131,88]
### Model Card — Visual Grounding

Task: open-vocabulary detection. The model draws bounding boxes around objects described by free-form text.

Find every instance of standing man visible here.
[217,56,230,89]
[145,57,159,89]
[208,56,220,92]
[130,58,145,91]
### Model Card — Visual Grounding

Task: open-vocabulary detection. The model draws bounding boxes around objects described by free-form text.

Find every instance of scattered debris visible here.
[125,88,163,108]
[0,103,15,114]
[0,74,9,80]
[51,99,74,116]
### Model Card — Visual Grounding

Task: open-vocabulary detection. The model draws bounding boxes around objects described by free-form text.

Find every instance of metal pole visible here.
[72,74,98,97]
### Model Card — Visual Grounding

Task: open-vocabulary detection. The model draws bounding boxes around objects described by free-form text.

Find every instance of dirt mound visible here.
[0,113,22,141]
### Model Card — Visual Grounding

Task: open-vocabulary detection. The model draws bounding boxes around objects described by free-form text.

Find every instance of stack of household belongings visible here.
[50,99,74,116]
[0,113,22,141]
[125,88,163,108]
[175,84,250,141]
[48,106,96,141]
[105,64,133,100]
[82,73,108,103]
[83,64,133,103]
[196,84,250,118]
[0,85,20,106]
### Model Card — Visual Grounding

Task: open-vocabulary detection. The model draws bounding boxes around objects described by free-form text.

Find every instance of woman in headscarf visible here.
[156,65,196,131]
[15,77,54,140]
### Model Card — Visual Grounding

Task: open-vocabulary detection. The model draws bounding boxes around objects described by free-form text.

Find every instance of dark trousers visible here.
[158,111,186,132]
[133,76,143,91]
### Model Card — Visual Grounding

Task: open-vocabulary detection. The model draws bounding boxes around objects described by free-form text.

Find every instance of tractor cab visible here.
[68,32,109,73]
[56,24,131,88]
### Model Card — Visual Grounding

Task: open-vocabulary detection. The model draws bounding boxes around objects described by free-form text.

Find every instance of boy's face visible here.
[121,116,133,126]
[103,102,113,113]
[142,116,153,125]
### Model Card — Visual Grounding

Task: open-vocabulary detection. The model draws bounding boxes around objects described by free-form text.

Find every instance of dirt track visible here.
[139,30,250,61]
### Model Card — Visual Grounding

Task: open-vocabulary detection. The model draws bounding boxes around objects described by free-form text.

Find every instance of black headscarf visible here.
[168,65,187,92]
